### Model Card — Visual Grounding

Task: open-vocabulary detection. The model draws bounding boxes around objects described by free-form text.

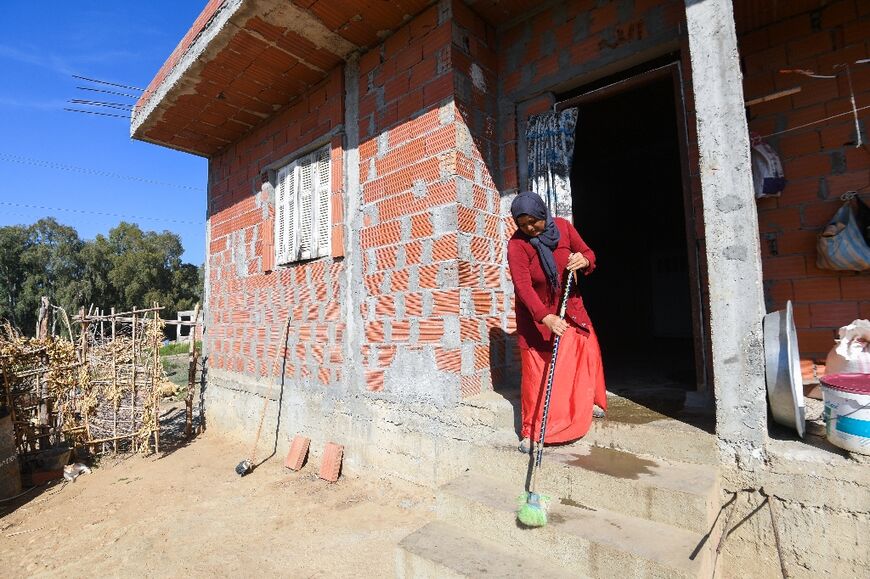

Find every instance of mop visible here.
[517,271,574,527]
[235,316,292,476]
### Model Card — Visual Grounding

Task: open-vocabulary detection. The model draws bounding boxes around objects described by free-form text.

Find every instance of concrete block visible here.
[284,435,310,471]
[319,441,344,482]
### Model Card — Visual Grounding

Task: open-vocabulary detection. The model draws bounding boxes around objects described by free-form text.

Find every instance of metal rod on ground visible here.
[763,490,790,579]
[236,316,292,476]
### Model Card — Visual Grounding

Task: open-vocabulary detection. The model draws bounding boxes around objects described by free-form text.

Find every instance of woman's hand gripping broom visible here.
[516,270,574,527]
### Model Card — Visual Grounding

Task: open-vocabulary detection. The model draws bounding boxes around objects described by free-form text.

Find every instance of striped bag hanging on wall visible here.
[816,198,870,271]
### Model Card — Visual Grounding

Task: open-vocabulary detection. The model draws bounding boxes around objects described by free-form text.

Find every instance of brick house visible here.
[133,1,868,575]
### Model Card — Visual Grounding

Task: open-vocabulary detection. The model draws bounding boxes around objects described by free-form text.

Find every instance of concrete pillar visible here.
[342,55,365,392]
[684,0,767,467]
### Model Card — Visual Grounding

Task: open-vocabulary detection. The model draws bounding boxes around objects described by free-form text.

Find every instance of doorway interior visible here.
[563,65,707,418]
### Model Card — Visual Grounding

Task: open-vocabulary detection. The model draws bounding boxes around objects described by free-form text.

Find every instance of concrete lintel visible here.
[684,0,768,468]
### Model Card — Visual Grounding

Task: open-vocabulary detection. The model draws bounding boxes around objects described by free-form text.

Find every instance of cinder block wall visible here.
[737,0,870,359]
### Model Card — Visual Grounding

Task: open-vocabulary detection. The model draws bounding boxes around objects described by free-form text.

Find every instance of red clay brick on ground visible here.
[319,442,344,483]
[284,435,311,471]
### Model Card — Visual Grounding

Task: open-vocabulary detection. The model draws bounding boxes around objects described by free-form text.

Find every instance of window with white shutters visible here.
[274,145,332,265]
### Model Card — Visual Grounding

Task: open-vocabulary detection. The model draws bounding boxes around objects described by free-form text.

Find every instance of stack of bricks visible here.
[737,0,870,358]
[206,66,347,386]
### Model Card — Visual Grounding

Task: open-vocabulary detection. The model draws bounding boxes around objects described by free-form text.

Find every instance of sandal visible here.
[518,438,531,454]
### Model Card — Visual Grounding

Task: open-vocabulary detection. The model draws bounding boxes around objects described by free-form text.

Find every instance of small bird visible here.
[63,463,92,482]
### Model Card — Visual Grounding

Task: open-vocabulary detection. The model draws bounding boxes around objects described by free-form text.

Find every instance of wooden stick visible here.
[73,306,163,321]
[186,303,200,438]
[111,307,117,454]
[79,306,92,444]
[131,308,137,453]
[152,303,160,454]
[745,87,801,107]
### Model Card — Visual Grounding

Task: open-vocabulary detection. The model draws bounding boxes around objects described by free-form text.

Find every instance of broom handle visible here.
[250,317,292,464]
[530,271,574,493]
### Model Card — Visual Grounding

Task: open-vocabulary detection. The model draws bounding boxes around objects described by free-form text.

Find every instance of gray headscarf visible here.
[510,191,561,293]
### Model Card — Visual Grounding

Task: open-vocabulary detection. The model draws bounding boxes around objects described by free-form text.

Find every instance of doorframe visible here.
[556,61,710,393]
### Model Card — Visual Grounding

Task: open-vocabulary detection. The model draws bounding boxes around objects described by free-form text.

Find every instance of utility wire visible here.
[64,108,130,119]
[0,153,204,192]
[76,86,140,99]
[70,99,134,111]
[0,201,205,225]
[761,105,870,139]
[71,74,144,92]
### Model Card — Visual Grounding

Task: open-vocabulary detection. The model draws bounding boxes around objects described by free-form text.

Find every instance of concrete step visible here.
[460,389,719,466]
[584,392,719,466]
[471,436,720,534]
[396,521,580,578]
[438,472,716,579]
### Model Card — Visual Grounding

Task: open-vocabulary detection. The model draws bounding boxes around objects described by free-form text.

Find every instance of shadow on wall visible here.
[489,326,523,436]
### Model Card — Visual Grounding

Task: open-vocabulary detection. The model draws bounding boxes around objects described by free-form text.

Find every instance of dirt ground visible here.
[0,429,435,578]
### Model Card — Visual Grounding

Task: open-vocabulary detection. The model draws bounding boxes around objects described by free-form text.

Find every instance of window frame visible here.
[273,144,332,265]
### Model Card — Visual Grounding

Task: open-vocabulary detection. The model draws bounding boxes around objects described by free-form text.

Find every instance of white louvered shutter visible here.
[315,146,331,257]
[275,163,294,265]
[298,154,314,260]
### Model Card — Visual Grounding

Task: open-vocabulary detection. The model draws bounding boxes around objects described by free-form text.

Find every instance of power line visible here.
[64,108,129,119]
[0,201,205,225]
[76,86,140,99]
[70,99,134,111]
[0,153,204,192]
[71,74,144,92]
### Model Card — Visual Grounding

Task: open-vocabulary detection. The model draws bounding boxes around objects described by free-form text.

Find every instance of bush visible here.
[159,340,201,357]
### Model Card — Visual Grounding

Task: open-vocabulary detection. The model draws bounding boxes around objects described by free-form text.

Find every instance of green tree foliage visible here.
[0,218,201,335]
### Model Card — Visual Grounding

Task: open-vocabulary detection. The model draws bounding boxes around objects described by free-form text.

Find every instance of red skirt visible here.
[520,326,607,443]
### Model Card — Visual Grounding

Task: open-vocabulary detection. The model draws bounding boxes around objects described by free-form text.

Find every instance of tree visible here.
[0,224,31,328]
[0,219,201,335]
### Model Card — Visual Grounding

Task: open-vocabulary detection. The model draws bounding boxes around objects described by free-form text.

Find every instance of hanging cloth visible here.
[526,108,579,219]
[750,132,786,199]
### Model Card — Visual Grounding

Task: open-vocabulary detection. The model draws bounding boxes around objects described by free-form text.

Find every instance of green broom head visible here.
[517,491,550,527]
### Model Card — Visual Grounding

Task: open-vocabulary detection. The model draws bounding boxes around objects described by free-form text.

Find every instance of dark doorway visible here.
[568,74,699,394]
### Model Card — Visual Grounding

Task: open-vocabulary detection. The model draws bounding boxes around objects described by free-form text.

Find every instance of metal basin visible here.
[763,300,806,438]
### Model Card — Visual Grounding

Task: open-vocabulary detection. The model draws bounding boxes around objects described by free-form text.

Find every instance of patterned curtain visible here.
[526,108,579,219]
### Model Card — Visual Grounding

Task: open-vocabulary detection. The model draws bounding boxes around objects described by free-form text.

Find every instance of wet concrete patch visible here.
[565,446,658,480]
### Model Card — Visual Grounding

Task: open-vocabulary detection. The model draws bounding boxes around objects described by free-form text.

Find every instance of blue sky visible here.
[0,2,208,263]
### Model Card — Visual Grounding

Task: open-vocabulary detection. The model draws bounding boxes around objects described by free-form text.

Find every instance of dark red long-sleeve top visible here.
[507,217,597,352]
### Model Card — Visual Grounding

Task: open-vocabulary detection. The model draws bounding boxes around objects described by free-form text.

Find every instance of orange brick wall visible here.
[738,0,870,358]
[206,67,346,385]
[451,2,515,396]
[357,3,459,393]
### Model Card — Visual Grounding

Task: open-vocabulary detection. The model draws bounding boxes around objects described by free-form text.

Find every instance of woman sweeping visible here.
[507,191,607,453]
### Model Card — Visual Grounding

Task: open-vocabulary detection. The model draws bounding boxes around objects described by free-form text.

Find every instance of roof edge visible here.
[130,0,244,144]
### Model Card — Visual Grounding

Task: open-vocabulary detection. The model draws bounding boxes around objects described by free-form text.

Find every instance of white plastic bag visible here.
[825,319,870,375]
